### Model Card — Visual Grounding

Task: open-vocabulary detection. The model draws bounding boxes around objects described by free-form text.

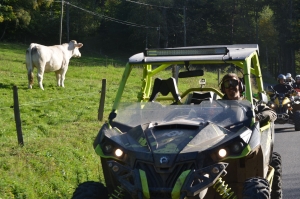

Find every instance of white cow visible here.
[26,40,83,90]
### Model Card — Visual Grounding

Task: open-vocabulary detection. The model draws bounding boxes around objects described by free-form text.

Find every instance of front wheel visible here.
[71,181,108,199]
[294,111,300,131]
[270,152,282,199]
[242,177,270,199]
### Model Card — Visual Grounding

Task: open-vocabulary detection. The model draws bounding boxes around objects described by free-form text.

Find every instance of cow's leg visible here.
[28,70,34,89]
[55,71,61,87]
[60,67,69,88]
[61,71,65,88]
[26,49,34,89]
[37,68,45,90]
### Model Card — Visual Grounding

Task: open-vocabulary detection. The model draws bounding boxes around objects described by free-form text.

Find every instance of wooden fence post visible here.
[98,79,106,121]
[13,86,24,146]
[218,69,221,85]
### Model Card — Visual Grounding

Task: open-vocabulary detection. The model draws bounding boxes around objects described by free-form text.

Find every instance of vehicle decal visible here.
[138,137,147,146]
[171,170,191,199]
[154,143,179,153]
[162,130,184,137]
[139,169,150,199]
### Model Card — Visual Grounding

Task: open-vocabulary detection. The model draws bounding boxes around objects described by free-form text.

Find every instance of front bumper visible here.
[275,113,289,124]
[106,160,228,199]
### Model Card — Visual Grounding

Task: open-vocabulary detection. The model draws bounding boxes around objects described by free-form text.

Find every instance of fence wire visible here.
[0,90,99,110]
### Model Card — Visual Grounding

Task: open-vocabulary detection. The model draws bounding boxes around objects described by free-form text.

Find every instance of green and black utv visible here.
[72,45,282,199]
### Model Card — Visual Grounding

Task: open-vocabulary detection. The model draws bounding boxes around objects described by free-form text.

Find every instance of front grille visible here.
[136,161,195,198]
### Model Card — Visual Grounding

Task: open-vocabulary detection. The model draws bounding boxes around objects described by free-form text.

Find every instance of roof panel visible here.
[128,44,259,64]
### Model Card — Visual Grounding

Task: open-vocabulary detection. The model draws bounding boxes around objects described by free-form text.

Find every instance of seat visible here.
[186,92,213,104]
[149,77,181,104]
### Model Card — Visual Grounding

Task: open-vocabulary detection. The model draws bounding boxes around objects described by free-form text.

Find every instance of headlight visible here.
[211,127,251,161]
[101,141,125,159]
[218,148,227,158]
[230,142,244,154]
[217,142,244,158]
[215,141,246,160]
[115,148,124,157]
[104,144,113,153]
[267,102,275,108]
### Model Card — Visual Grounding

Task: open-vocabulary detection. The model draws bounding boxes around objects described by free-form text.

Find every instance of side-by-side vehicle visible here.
[72,45,282,199]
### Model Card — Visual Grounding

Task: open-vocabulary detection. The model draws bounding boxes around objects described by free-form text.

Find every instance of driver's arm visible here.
[255,104,277,125]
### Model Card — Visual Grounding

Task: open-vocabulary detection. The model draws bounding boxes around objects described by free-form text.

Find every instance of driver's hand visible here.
[255,114,270,124]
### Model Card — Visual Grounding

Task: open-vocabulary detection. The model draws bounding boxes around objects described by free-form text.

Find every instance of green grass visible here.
[0,42,124,199]
[0,42,275,198]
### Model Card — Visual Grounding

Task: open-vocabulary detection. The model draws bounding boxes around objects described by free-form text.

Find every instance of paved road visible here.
[273,123,300,199]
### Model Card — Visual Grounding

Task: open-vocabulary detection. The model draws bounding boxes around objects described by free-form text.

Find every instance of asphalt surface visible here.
[273,123,300,198]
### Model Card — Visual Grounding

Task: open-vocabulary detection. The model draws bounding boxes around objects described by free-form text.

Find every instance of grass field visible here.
[0,42,276,198]
[0,42,126,199]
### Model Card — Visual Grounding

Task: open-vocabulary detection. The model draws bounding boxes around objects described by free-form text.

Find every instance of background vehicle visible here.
[267,86,300,131]
[294,88,300,131]
[294,95,300,131]
[72,45,282,199]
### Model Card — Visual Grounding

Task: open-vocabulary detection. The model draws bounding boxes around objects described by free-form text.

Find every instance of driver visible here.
[220,73,277,124]
[273,74,294,94]
[286,73,295,86]
[292,75,300,90]
[293,75,300,96]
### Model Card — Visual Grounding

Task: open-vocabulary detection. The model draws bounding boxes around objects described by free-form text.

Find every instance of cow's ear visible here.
[76,43,83,48]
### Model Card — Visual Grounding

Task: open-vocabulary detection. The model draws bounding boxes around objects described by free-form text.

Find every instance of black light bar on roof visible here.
[144,47,229,56]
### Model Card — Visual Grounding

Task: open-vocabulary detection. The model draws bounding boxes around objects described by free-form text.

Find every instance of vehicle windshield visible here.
[106,100,253,153]
[114,100,253,128]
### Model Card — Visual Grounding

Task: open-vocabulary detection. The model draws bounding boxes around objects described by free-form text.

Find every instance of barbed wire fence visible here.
[5,80,106,146]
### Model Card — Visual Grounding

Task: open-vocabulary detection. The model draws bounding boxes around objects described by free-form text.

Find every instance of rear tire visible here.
[294,111,300,131]
[72,181,108,199]
[242,177,270,199]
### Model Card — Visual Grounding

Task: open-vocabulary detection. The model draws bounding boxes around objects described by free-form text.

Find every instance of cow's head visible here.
[69,40,83,58]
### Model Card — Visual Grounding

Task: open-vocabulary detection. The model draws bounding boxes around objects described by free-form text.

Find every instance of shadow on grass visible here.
[0,83,31,90]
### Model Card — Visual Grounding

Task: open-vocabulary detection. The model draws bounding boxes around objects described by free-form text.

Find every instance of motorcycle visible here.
[267,86,300,131]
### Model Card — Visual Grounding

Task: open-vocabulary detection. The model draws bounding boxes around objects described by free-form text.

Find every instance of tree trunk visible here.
[0,22,8,41]
[291,49,295,75]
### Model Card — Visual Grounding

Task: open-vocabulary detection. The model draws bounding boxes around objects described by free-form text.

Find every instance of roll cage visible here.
[110,44,265,122]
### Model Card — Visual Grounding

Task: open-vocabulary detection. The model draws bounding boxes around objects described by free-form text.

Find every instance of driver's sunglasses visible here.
[223,79,239,88]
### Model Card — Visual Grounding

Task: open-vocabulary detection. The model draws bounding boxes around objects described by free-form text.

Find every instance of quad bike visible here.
[267,86,300,131]
[72,45,282,199]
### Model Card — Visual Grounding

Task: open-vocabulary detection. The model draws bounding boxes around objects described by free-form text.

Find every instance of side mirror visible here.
[267,85,274,90]
[267,85,275,95]
[258,92,268,104]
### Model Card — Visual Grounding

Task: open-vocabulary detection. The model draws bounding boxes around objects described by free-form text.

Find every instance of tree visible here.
[257,6,278,74]
[0,0,53,41]
[269,0,298,76]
